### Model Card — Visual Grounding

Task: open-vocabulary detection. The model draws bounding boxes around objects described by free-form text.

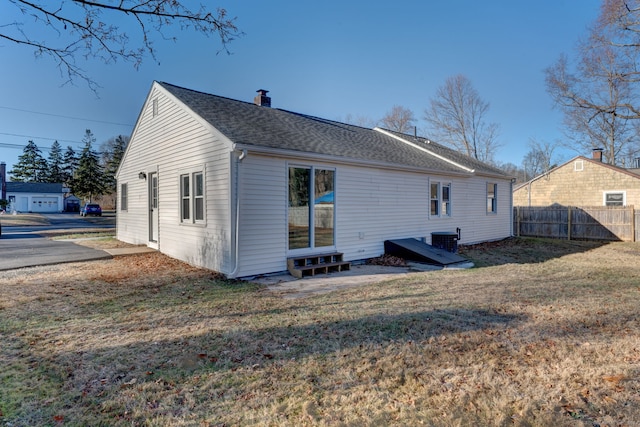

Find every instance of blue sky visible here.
[0,1,601,175]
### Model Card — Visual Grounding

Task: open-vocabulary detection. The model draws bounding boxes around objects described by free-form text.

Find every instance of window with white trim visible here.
[604,191,625,206]
[430,181,451,217]
[180,174,190,221]
[487,182,497,213]
[180,170,205,224]
[288,165,335,250]
[120,183,128,211]
[194,172,204,221]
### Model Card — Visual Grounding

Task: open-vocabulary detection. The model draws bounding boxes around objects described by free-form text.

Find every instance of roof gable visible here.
[521,155,640,187]
[158,82,510,178]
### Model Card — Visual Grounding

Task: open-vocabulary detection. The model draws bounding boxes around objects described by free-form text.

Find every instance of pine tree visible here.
[44,141,65,183]
[62,146,79,188]
[9,140,47,182]
[73,130,106,202]
[101,135,129,193]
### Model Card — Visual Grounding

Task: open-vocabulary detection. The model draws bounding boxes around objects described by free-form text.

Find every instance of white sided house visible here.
[6,182,65,213]
[116,82,513,278]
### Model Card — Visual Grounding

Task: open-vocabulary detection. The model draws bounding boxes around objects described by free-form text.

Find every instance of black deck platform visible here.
[384,238,469,266]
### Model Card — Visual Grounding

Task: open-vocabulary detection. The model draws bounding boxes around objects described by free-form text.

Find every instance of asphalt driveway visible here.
[0,232,112,271]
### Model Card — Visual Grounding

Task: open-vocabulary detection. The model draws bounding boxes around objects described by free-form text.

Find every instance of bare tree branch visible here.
[2,1,242,92]
[424,74,501,162]
[380,105,416,134]
[545,1,640,165]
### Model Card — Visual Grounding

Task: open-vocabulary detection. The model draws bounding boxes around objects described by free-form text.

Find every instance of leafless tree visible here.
[522,138,558,180]
[424,75,501,162]
[493,161,526,184]
[380,105,416,134]
[341,113,376,128]
[2,1,241,91]
[545,0,640,165]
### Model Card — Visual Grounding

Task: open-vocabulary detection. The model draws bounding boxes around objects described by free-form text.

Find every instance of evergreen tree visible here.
[9,140,47,182]
[101,135,129,193]
[73,130,106,202]
[44,141,65,183]
[62,146,79,187]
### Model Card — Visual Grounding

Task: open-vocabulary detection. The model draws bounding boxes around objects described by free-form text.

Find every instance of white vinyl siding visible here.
[117,82,513,278]
[233,154,513,277]
[116,84,232,272]
[236,155,288,276]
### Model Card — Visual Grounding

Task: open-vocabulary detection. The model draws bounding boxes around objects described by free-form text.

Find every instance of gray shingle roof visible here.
[382,129,510,177]
[159,82,509,177]
[6,182,63,193]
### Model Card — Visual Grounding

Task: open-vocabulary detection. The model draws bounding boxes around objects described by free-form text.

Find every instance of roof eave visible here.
[232,143,474,177]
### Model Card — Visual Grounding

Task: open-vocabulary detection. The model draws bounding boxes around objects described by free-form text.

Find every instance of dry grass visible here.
[1,238,640,426]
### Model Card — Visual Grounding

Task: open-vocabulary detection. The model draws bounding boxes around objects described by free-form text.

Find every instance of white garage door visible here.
[31,197,59,213]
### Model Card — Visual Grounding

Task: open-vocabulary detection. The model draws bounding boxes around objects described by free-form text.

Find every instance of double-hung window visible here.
[430,181,451,217]
[487,182,497,213]
[193,172,204,221]
[180,170,205,224]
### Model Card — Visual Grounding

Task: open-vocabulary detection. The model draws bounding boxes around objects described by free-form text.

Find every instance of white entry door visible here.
[148,172,158,243]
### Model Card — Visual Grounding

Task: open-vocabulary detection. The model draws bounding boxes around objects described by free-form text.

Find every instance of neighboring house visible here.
[513,149,640,207]
[116,81,513,278]
[6,182,65,213]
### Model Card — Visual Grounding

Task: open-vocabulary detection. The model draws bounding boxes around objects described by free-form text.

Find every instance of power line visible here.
[0,142,70,152]
[0,142,35,150]
[0,106,134,127]
[0,142,109,155]
[0,132,82,145]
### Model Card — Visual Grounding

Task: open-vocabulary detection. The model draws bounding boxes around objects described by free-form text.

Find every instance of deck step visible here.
[287,252,351,279]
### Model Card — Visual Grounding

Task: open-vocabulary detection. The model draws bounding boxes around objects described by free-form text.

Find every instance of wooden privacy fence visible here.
[513,206,637,242]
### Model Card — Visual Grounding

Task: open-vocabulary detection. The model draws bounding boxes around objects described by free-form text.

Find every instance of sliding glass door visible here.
[288,166,335,250]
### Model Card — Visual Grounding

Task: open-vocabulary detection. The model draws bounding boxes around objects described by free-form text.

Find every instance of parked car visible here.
[80,203,102,217]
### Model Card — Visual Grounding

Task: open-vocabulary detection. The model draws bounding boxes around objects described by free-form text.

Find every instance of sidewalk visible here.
[0,234,155,272]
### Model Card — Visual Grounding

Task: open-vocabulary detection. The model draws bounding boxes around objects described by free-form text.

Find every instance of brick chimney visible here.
[254,89,271,107]
[0,162,6,201]
[592,148,603,162]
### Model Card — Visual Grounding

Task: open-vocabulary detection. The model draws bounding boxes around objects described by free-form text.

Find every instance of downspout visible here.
[510,178,516,237]
[229,149,247,277]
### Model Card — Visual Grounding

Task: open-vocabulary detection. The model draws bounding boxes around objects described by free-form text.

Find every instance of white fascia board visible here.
[231,143,472,178]
[373,127,475,174]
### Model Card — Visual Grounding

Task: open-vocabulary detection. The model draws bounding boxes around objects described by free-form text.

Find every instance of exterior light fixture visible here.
[139,172,146,180]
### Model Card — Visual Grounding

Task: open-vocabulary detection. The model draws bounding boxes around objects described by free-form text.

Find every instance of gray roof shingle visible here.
[6,182,63,193]
[159,82,509,178]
